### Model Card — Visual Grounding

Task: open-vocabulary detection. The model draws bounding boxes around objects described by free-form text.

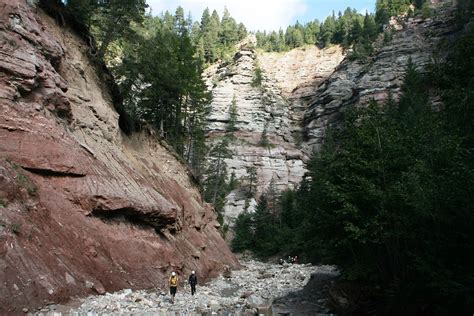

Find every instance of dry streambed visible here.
[32,260,338,315]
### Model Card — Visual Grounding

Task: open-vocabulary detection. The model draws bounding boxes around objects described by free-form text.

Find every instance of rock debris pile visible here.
[32,260,337,315]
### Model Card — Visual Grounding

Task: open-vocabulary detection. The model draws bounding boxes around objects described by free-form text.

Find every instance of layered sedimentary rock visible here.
[204,41,344,223]
[204,41,305,222]
[0,1,239,313]
[204,2,456,225]
[302,2,457,152]
[259,45,344,135]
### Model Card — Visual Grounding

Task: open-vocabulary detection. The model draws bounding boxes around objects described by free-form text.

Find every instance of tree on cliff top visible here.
[93,0,148,59]
[65,0,148,59]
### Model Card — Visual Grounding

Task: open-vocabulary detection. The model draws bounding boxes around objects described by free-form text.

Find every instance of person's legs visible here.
[170,286,177,303]
[191,284,196,295]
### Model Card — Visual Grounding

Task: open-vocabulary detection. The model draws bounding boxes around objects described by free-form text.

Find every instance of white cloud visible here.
[146,0,308,31]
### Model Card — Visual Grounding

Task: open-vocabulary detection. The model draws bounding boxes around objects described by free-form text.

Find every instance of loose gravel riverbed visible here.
[31,260,338,315]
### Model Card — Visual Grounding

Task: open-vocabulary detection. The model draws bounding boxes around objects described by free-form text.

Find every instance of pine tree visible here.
[203,139,232,207]
[252,195,279,256]
[93,0,148,59]
[226,95,239,135]
[237,23,247,40]
[245,166,258,198]
[231,211,254,252]
[220,7,238,45]
[320,12,337,47]
[200,8,218,63]
[363,13,378,41]
[259,123,270,147]
[202,9,221,62]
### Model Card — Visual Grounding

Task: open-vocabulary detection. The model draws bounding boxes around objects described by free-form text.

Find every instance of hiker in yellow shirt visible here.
[169,272,178,303]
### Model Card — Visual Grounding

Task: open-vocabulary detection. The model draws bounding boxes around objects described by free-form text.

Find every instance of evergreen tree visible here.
[226,95,239,136]
[231,211,254,251]
[265,177,279,225]
[252,195,278,256]
[203,139,233,209]
[251,65,264,88]
[303,20,319,44]
[285,26,304,48]
[259,123,270,147]
[349,18,363,44]
[363,12,378,41]
[200,7,211,33]
[245,166,258,198]
[320,12,337,46]
[220,7,238,45]
[92,0,148,59]
[237,23,247,41]
[228,171,239,191]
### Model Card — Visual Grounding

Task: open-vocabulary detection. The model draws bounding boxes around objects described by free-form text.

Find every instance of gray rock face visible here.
[259,46,345,135]
[302,4,457,153]
[204,44,343,224]
[204,47,309,223]
[205,49,292,140]
[204,3,456,225]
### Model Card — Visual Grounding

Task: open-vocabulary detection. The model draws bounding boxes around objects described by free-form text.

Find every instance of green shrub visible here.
[17,173,37,196]
[422,2,432,18]
[383,30,393,43]
[251,66,263,87]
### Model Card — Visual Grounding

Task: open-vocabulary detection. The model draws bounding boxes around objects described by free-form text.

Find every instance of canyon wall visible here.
[205,39,343,223]
[205,0,456,225]
[302,2,457,152]
[0,0,239,313]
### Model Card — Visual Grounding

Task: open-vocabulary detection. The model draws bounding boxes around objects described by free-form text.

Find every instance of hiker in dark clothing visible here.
[189,270,198,295]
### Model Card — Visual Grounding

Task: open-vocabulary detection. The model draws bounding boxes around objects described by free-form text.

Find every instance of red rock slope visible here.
[0,0,239,313]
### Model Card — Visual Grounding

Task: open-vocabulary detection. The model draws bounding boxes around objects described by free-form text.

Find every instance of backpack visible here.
[170,276,177,287]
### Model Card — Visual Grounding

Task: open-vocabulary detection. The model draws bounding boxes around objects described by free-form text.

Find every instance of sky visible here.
[146,0,376,32]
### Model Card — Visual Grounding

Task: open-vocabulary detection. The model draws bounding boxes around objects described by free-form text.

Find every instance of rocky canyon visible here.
[204,0,455,225]
[0,0,460,313]
[0,0,238,313]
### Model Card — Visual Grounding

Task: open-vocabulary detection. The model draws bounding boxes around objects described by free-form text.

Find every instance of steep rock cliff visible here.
[0,1,239,313]
[303,2,457,152]
[204,1,457,224]
[259,45,344,136]
[204,40,343,223]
